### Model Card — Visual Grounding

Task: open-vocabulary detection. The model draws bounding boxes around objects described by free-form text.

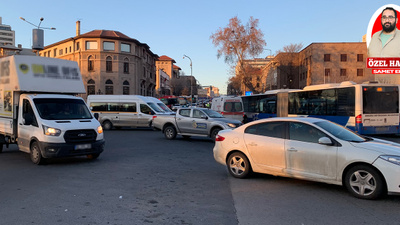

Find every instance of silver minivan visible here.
[87,95,167,129]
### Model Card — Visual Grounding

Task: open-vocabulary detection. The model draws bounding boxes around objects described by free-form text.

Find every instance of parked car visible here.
[213,117,400,199]
[152,107,242,141]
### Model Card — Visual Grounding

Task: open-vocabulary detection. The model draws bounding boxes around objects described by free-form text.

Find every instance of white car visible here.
[213,117,400,199]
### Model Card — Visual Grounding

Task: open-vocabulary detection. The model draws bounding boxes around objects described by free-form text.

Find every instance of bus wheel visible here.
[102,121,113,130]
[30,142,46,165]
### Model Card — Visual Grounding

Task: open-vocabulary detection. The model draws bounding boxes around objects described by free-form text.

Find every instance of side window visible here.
[289,122,327,143]
[179,109,191,117]
[140,104,153,115]
[120,103,136,112]
[244,122,285,139]
[22,99,38,127]
[193,109,205,118]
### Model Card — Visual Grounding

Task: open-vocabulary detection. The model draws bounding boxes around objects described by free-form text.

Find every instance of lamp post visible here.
[183,54,193,101]
[264,48,272,57]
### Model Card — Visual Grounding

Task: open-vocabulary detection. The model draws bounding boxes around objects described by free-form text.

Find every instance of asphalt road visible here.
[1,130,400,225]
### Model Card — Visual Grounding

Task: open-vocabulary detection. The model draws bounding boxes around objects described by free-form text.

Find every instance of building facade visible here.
[0,17,15,46]
[39,22,158,99]
[156,55,178,96]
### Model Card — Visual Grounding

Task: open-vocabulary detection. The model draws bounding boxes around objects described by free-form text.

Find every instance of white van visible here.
[145,96,175,114]
[87,95,167,129]
[211,96,244,121]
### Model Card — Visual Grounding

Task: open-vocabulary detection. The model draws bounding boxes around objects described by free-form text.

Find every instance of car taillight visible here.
[215,135,225,141]
[356,114,362,124]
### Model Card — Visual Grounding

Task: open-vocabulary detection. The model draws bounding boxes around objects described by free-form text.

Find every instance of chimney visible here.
[76,21,80,36]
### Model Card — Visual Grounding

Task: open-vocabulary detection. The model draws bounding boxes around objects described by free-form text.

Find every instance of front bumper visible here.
[39,139,105,158]
[373,158,400,194]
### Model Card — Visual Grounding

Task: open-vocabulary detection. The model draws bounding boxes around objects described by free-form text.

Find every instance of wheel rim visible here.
[31,145,40,163]
[166,128,174,138]
[229,155,246,176]
[103,122,111,130]
[349,170,377,196]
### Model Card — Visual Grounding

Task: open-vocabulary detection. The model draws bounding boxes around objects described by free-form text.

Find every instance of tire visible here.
[87,153,100,160]
[30,142,46,165]
[344,165,386,200]
[102,121,113,130]
[227,152,251,178]
[164,126,177,140]
[210,128,222,141]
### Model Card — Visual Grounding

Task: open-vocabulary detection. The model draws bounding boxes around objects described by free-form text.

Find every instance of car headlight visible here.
[379,155,400,166]
[227,123,237,128]
[97,125,103,134]
[42,125,61,136]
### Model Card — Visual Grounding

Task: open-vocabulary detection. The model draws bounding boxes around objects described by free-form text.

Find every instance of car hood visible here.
[350,138,400,155]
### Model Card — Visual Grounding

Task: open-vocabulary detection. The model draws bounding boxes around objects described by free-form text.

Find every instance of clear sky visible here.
[1,0,391,94]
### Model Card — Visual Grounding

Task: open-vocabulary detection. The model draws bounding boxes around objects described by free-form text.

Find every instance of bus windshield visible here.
[363,86,399,114]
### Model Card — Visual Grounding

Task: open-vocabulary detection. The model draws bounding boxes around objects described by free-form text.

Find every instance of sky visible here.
[1,0,393,94]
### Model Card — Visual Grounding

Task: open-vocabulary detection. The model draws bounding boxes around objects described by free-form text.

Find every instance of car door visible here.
[118,102,137,127]
[188,109,209,135]
[137,104,154,127]
[18,98,40,152]
[175,109,192,133]
[243,121,286,174]
[285,122,337,180]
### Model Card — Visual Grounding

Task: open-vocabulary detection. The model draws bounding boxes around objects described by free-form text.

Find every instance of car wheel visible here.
[102,121,113,130]
[30,141,46,165]
[211,128,222,141]
[164,126,177,140]
[227,152,251,178]
[87,153,100,160]
[344,165,386,199]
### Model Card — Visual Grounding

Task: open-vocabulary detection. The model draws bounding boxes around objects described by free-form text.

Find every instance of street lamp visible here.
[264,48,272,57]
[20,17,56,51]
[183,54,193,101]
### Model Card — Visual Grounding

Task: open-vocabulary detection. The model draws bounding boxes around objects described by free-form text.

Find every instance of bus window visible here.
[363,86,399,114]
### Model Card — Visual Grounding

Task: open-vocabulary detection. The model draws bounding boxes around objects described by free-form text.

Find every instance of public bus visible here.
[241,89,297,123]
[241,81,400,135]
[288,81,400,135]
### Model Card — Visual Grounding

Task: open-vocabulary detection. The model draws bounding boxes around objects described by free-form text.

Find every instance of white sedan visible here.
[213,117,400,199]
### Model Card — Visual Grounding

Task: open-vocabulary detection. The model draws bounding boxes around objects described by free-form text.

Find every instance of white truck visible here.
[0,55,105,164]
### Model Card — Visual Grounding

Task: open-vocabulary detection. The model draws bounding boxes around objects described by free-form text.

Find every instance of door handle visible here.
[287,148,298,152]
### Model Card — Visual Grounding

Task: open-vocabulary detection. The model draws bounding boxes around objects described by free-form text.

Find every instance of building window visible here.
[87,79,95,95]
[59,49,63,55]
[53,48,57,57]
[69,46,72,52]
[325,68,331,76]
[103,41,115,51]
[86,41,98,50]
[340,69,347,76]
[143,67,146,77]
[88,56,94,71]
[106,56,112,72]
[43,52,47,57]
[76,42,80,50]
[121,43,131,53]
[357,54,363,62]
[340,54,347,62]
[123,80,130,95]
[105,79,113,95]
[324,54,330,62]
[65,47,67,53]
[48,50,50,57]
[123,58,129,74]
[357,69,364,76]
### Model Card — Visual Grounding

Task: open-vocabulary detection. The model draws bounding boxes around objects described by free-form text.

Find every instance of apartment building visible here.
[39,22,158,99]
[0,17,15,46]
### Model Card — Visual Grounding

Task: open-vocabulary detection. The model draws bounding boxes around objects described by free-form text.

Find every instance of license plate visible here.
[75,144,92,150]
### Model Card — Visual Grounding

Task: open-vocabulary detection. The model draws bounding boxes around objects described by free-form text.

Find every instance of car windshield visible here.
[147,102,163,113]
[203,109,224,118]
[34,98,93,120]
[157,103,173,112]
[314,121,367,142]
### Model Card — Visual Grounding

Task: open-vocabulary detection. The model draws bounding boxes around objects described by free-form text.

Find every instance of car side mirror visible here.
[318,137,333,146]
[201,115,208,120]
[94,113,99,120]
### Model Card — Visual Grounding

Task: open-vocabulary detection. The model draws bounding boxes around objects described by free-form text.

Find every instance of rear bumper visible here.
[39,139,105,158]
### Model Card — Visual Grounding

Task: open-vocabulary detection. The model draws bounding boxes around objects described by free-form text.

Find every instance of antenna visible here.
[20,17,56,50]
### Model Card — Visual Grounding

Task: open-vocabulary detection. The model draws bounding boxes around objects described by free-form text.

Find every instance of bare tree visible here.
[210,16,266,93]
[275,43,303,54]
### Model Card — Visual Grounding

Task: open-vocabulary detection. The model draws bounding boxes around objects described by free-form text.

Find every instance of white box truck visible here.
[0,55,105,164]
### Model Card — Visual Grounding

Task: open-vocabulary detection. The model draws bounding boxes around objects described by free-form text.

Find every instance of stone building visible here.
[39,22,158,99]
